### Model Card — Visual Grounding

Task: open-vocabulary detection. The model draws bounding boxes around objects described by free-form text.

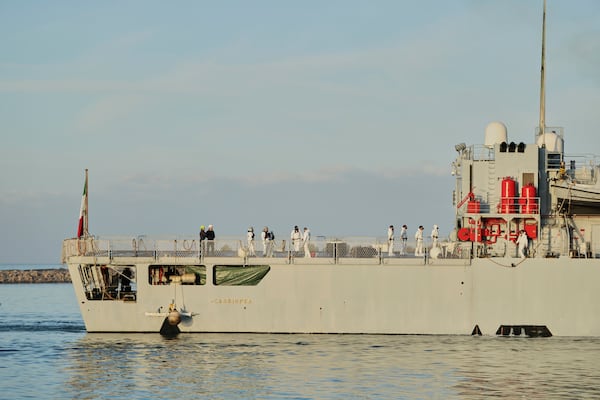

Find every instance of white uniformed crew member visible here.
[400,224,408,255]
[431,224,439,248]
[247,227,256,256]
[261,227,272,257]
[516,230,528,258]
[303,227,312,257]
[291,225,302,252]
[415,225,425,256]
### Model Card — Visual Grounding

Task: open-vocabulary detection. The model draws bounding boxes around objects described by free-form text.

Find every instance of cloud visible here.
[0,36,453,97]
[105,164,450,190]
[73,94,150,131]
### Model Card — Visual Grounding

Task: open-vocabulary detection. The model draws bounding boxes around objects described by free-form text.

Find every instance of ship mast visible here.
[539,0,547,141]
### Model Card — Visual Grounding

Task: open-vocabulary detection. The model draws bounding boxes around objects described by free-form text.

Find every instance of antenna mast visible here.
[539,0,547,139]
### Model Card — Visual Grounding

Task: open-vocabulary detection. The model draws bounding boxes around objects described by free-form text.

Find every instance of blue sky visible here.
[1,1,599,263]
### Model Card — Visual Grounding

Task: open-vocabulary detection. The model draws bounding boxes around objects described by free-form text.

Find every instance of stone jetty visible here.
[0,269,71,284]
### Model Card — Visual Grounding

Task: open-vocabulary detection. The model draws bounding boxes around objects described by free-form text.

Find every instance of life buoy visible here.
[458,228,470,241]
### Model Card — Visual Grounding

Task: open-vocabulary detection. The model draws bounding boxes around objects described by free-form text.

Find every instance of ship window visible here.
[148,265,206,285]
[213,265,270,286]
[547,153,561,169]
[78,264,137,301]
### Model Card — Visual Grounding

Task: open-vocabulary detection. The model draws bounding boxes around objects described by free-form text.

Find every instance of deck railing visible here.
[62,235,472,263]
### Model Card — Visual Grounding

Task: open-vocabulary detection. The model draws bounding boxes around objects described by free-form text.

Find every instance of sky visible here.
[1,0,599,263]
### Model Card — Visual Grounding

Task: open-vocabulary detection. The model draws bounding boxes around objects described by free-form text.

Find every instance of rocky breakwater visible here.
[0,269,71,283]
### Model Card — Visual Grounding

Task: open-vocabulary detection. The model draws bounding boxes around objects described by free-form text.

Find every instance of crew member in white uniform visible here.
[247,227,256,256]
[415,225,425,256]
[261,227,271,257]
[291,225,302,252]
[431,225,439,248]
[516,230,528,258]
[387,225,394,256]
[400,224,408,255]
[303,227,312,257]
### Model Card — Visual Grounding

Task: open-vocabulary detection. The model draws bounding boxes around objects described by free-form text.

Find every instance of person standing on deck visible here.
[267,229,275,257]
[199,225,207,254]
[415,225,425,256]
[206,224,216,255]
[400,224,408,255]
[247,227,256,256]
[261,227,270,257]
[291,225,302,252]
[303,227,312,258]
[387,225,395,256]
[431,224,440,248]
[516,230,528,258]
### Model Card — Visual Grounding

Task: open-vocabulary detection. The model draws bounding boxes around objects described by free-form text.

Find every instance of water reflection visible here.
[60,334,600,399]
[64,334,276,399]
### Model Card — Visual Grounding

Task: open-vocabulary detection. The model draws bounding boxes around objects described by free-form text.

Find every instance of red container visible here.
[524,223,538,239]
[500,177,517,213]
[467,200,480,213]
[520,184,538,213]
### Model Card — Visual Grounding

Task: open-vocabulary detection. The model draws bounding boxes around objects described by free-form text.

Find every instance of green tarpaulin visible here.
[214,265,270,286]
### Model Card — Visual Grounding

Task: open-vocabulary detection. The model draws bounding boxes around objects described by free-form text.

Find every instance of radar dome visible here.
[484,121,508,147]
[536,132,564,152]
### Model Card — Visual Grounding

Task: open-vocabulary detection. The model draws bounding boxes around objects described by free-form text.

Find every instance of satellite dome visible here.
[484,121,508,147]
[536,131,564,152]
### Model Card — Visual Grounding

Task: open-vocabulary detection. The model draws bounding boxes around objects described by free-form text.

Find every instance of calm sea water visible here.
[0,263,65,270]
[1,271,600,399]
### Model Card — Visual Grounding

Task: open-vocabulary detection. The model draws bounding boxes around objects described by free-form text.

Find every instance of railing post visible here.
[334,242,338,264]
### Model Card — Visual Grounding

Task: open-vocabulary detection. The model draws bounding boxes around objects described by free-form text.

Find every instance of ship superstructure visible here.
[453,123,600,260]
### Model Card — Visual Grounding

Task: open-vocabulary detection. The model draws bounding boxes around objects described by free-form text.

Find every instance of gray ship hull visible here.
[66,253,600,336]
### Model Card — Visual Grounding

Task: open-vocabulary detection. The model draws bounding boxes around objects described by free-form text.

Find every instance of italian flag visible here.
[77,171,88,238]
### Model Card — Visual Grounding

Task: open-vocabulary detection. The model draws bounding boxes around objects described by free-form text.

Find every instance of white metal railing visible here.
[564,154,599,185]
[458,196,541,215]
[468,145,495,161]
[497,196,541,214]
[62,235,472,263]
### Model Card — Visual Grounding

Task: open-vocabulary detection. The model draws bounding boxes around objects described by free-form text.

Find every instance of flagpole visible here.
[84,169,89,237]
